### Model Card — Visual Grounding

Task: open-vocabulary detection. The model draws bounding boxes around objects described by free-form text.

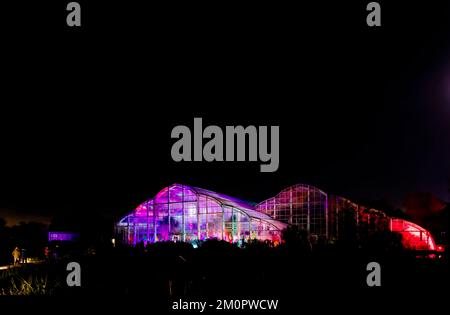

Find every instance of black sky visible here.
[1,1,449,224]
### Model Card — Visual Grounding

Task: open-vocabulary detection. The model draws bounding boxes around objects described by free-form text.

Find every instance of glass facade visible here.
[328,196,359,241]
[390,218,437,251]
[117,182,438,251]
[255,184,328,237]
[116,184,286,245]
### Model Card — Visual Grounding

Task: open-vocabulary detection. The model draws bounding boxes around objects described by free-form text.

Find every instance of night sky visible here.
[1,1,449,226]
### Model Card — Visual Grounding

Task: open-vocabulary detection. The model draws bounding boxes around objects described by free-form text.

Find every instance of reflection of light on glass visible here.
[390,218,437,251]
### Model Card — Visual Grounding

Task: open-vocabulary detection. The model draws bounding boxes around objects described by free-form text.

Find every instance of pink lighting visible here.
[117,183,439,253]
[390,218,437,251]
[117,184,286,245]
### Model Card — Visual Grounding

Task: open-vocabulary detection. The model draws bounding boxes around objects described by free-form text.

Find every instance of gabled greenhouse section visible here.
[255,184,328,238]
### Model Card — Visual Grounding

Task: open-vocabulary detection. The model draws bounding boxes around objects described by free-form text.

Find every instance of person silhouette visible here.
[12,247,21,266]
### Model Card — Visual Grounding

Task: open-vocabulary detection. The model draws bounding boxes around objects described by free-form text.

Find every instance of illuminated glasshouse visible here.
[255,184,329,237]
[116,184,287,245]
[117,182,438,251]
[390,218,436,251]
[328,196,390,241]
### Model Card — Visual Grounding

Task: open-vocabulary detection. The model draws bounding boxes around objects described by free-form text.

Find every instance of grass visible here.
[0,266,61,296]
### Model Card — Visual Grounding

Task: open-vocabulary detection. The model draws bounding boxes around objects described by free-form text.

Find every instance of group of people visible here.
[10,246,57,266]
[12,247,26,265]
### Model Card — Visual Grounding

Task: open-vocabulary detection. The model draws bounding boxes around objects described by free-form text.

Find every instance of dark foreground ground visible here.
[1,239,449,313]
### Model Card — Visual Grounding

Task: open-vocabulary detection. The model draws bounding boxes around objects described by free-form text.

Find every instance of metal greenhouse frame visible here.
[117,183,286,245]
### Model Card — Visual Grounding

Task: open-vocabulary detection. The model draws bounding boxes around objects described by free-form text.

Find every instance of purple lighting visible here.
[117,183,438,252]
[117,184,286,245]
[48,231,79,242]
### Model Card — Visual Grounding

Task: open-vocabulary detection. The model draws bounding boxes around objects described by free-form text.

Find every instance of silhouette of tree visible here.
[281,225,311,254]
[0,218,6,228]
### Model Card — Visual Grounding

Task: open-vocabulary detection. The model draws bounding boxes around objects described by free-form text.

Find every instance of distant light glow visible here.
[445,64,450,104]
[48,231,79,242]
[117,183,439,253]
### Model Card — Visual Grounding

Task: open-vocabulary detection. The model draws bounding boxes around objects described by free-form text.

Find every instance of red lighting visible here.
[390,219,437,251]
